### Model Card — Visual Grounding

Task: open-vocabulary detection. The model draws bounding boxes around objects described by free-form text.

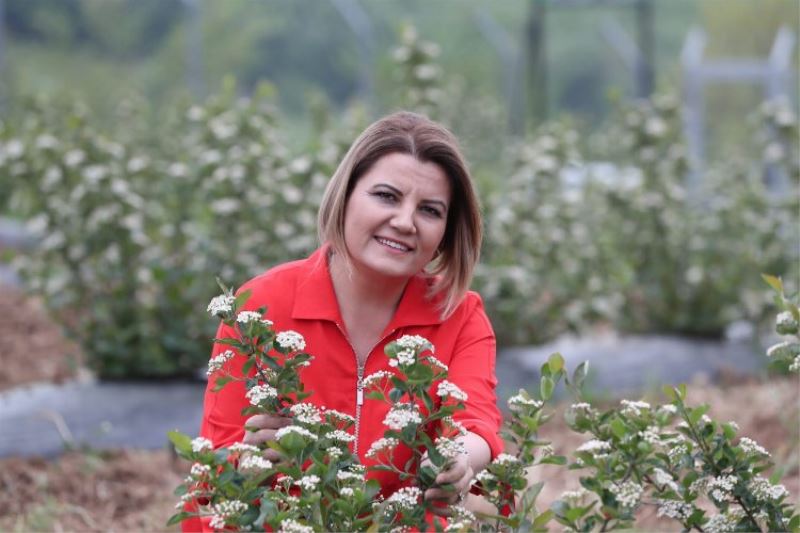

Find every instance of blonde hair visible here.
[318,111,482,319]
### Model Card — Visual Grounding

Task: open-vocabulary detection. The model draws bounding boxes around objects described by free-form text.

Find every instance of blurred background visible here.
[0,0,797,530]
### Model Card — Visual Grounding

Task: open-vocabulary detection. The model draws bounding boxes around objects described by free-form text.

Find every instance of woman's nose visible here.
[389,205,416,234]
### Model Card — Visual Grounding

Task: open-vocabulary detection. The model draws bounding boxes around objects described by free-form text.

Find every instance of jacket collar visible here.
[292,246,443,329]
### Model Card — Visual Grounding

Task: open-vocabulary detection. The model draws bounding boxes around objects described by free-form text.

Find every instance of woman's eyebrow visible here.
[373,182,448,210]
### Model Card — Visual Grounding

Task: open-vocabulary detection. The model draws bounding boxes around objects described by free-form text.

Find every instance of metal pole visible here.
[635,0,655,98]
[526,0,548,127]
[0,0,6,112]
[329,0,375,114]
[681,27,706,185]
[473,7,524,136]
[184,0,205,100]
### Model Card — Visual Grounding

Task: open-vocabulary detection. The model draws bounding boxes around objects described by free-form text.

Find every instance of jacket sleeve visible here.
[447,294,504,458]
[182,321,252,533]
[199,321,252,448]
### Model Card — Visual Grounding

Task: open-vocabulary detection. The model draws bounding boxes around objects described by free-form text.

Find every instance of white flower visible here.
[576,439,612,459]
[707,475,738,501]
[275,425,317,441]
[64,149,86,167]
[191,437,213,453]
[340,487,355,497]
[295,474,321,491]
[336,470,364,483]
[290,403,322,425]
[236,311,272,327]
[570,402,592,411]
[790,355,800,373]
[207,294,235,316]
[5,139,24,157]
[35,135,58,150]
[435,437,466,461]
[83,164,107,184]
[383,404,422,430]
[324,409,355,425]
[442,416,468,437]
[168,162,189,178]
[644,117,667,137]
[326,430,355,443]
[609,480,643,509]
[620,399,651,417]
[190,463,211,476]
[365,437,399,458]
[426,356,448,371]
[492,453,520,466]
[560,488,588,505]
[229,442,260,454]
[705,509,744,532]
[246,384,278,406]
[639,426,661,445]
[738,437,770,457]
[652,467,679,492]
[327,446,343,459]
[279,518,314,533]
[276,331,306,352]
[437,380,468,402]
[208,500,249,530]
[386,486,422,510]
[767,340,798,358]
[748,476,789,501]
[395,334,433,352]
[475,470,496,484]
[508,394,542,412]
[656,499,693,520]
[238,454,273,473]
[211,198,240,216]
[658,404,678,416]
[362,370,393,388]
[207,350,235,375]
[726,421,739,432]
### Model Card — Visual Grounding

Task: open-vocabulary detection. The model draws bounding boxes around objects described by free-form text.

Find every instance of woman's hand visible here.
[422,451,473,516]
[242,414,292,461]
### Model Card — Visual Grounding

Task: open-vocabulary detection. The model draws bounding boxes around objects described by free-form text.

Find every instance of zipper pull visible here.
[357,386,364,406]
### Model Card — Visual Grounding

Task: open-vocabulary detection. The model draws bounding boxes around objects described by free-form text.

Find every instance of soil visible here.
[0,284,82,392]
[0,283,797,531]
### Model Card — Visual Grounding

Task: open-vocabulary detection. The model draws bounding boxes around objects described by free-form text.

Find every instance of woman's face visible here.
[342,152,451,283]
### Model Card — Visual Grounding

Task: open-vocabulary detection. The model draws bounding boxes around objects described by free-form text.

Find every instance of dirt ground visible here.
[0,283,797,531]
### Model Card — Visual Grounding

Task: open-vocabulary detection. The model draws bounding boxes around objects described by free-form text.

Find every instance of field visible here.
[1,284,796,531]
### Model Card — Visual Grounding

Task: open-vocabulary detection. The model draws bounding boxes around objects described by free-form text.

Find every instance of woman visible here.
[190,111,502,529]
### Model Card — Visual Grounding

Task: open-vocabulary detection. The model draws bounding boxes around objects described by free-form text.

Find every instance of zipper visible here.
[334,321,396,456]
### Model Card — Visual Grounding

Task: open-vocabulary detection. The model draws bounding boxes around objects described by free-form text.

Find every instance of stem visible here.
[733,495,764,533]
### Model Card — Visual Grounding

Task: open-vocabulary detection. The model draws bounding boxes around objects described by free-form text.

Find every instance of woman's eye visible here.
[373,191,396,201]
[421,205,442,218]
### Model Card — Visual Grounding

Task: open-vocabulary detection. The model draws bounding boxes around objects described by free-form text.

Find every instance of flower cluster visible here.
[276,331,306,352]
[608,480,644,509]
[383,404,422,431]
[436,380,468,402]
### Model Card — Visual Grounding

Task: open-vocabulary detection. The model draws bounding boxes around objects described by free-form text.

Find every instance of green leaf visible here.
[166,511,193,526]
[548,352,565,373]
[610,418,626,439]
[678,383,687,401]
[168,431,193,455]
[662,385,677,401]
[365,390,386,401]
[688,404,709,426]
[233,289,253,310]
[532,509,554,530]
[761,273,784,293]
[572,361,589,391]
[539,455,567,465]
[540,375,554,401]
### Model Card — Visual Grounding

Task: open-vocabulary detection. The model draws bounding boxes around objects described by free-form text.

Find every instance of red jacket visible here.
[187,247,503,530]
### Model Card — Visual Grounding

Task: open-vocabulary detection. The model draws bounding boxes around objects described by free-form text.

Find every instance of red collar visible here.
[291,247,443,330]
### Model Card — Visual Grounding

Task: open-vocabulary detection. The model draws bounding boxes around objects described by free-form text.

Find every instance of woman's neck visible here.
[328,252,408,319]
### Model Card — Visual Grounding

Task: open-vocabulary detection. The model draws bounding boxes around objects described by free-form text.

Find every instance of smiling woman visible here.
[186,111,499,531]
